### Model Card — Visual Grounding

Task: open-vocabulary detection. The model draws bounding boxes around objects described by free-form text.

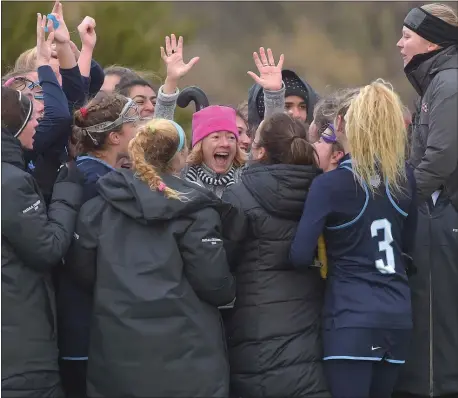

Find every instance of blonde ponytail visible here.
[346,79,407,194]
[129,120,187,201]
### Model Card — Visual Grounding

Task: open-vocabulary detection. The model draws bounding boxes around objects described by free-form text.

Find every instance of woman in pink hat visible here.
[184,105,246,198]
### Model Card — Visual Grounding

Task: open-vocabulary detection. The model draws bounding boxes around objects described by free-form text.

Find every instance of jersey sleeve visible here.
[290,175,333,269]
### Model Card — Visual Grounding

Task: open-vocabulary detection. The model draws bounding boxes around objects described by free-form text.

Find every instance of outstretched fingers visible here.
[252,51,263,72]
[267,48,275,66]
[186,56,200,69]
[165,36,171,55]
[276,53,285,69]
[259,47,268,66]
[247,71,262,85]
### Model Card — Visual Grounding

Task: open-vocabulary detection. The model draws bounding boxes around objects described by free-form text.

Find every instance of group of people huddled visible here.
[1,2,457,398]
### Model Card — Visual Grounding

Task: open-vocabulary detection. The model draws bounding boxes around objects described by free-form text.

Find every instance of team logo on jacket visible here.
[22,200,41,214]
[202,237,222,245]
[421,102,428,113]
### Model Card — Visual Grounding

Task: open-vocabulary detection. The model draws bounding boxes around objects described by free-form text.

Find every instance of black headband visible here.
[404,7,458,47]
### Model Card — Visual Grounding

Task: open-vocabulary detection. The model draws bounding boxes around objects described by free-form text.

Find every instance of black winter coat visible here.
[395,45,458,397]
[222,163,329,398]
[1,132,82,397]
[67,169,236,397]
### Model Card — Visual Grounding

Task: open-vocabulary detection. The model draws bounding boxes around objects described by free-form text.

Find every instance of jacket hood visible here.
[96,168,228,224]
[242,163,321,220]
[1,130,25,170]
[405,45,458,96]
[248,69,319,128]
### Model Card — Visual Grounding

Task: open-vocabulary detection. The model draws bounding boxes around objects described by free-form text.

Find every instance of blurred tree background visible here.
[2,1,457,125]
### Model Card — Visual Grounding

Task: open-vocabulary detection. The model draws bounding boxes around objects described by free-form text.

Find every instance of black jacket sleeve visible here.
[65,196,104,292]
[89,59,105,96]
[179,207,236,307]
[33,65,72,155]
[61,65,87,112]
[1,172,83,271]
[415,73,458,200]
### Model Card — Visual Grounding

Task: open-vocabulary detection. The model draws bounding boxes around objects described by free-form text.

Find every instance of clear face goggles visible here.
[84,98,141,135]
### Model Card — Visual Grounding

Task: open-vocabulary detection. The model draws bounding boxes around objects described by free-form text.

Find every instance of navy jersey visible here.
[291,155,417,330]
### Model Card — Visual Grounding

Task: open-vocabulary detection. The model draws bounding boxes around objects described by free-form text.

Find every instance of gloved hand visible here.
[55,161,85,185]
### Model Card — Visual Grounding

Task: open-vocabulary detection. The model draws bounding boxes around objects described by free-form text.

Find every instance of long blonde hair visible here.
[346,79,407,194]
[15,48,38,71]
[129,119,187,201]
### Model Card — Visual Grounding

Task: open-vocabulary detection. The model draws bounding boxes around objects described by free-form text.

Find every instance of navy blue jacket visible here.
[56,156,114,359]
[28,61,105,205]
[290,155,417,330]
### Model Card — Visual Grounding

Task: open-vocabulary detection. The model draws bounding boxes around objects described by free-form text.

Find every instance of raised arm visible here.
[247,47,286,118]
[154,34,199,120]
[33,13,72,155]
[50,1,86,110]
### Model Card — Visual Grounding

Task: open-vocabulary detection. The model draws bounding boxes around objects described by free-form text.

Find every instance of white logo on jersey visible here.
[371,346,381,351]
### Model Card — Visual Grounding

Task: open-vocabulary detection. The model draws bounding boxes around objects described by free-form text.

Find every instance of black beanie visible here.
[283,74,309,103]
[256,73,309,120]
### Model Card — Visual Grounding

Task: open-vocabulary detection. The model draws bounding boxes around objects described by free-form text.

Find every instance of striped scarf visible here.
[186,164,236,188]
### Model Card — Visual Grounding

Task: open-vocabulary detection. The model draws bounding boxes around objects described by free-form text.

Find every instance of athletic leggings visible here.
[324,359,401,398]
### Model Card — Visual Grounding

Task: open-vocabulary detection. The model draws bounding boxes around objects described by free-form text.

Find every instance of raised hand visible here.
[36,13,55,67]
[50,1,70,44]
[78,16,97,50]
[247,47,284,91]
[160,34,199,82]
[69,41,81,61]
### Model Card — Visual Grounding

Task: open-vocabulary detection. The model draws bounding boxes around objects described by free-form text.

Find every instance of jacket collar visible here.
[405,45,457,96]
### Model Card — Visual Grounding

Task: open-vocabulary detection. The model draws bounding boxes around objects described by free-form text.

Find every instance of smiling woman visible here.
[184,105,246,198]
[116,78,157,119]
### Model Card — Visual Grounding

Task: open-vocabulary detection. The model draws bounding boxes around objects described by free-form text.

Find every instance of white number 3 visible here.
[370,218,396,274]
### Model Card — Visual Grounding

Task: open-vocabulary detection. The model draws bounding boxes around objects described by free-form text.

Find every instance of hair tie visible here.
[158,182,166,192]
[80,107,89,119]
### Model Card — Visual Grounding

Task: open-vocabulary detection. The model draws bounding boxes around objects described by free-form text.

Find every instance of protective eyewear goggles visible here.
[4,76,43,101]
[84,98,141,135]
[321,123,337,144]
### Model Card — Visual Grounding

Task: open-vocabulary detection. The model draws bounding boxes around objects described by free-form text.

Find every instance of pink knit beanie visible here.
[191,105,239,147]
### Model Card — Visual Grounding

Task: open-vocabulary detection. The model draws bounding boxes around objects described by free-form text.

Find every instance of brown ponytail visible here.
[72,91,129,155]
[257,113,318,166]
